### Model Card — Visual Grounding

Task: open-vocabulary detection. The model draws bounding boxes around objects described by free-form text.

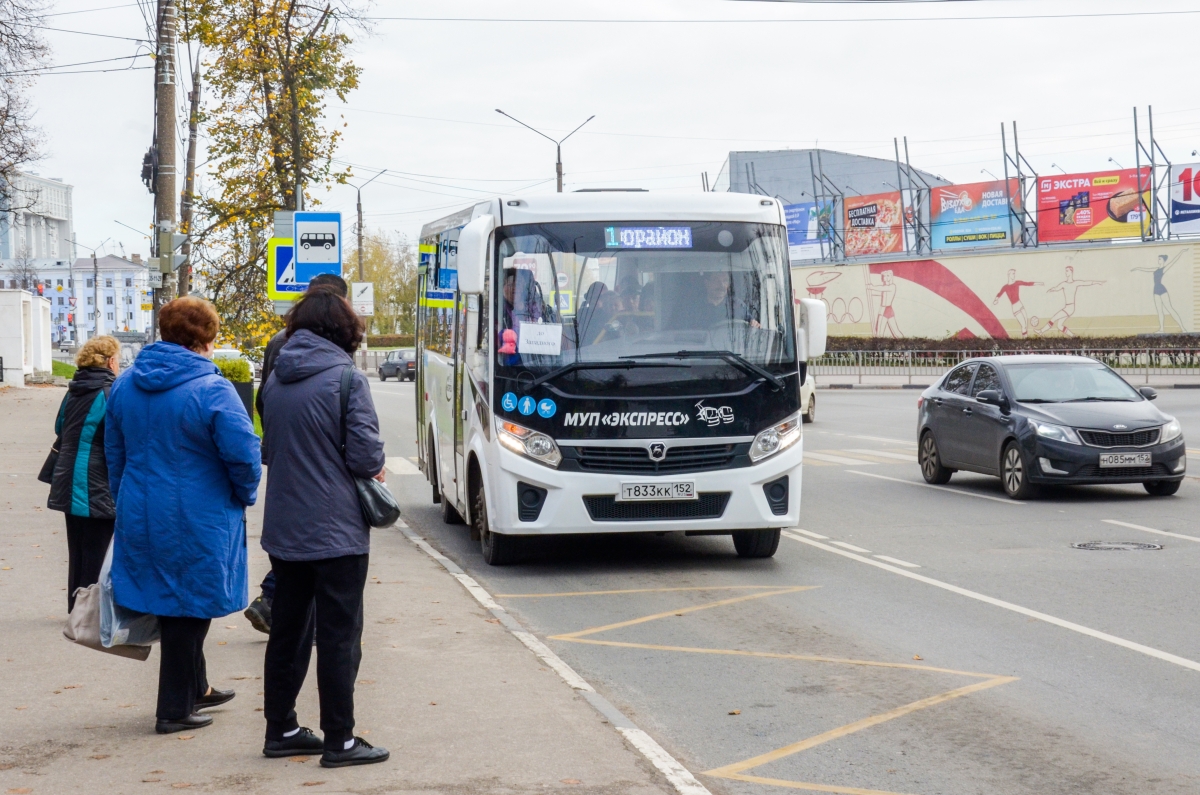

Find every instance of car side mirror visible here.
[1139,386,1158,400]
[455,214,495,295]
[796,298,827,361]
[976,389,1010,412]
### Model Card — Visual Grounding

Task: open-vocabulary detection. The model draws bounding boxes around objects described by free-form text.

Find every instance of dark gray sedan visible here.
[379,348,416,381]
[917,355,1185,499]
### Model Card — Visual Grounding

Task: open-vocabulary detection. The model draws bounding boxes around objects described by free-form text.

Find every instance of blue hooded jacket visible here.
[105,341,262,618]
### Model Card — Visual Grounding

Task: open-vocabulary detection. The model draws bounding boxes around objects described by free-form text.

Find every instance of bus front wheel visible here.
[475,485,519,566]
[733,528,780,558]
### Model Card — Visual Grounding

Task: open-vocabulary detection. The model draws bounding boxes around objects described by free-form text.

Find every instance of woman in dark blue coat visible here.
[260,290,389,768]
[105,297,261,735]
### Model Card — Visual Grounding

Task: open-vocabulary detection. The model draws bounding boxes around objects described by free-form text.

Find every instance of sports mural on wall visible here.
[794,242,1194,339]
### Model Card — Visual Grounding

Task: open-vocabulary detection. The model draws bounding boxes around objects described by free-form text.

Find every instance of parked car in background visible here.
[213,348,260,379]
[801,369,816,423]
[917,355,1185,499]
[379,348,416,381]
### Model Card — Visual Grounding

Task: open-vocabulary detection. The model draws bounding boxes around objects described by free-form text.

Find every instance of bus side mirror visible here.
[796,298,827,361]
[456,214,495,295]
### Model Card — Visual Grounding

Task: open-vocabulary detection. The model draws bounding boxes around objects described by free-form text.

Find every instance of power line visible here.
[365,9,1200,24]
[31,25,150,41]
[2,53,149,76]
[42,3,142,17]
[28,65,153,75]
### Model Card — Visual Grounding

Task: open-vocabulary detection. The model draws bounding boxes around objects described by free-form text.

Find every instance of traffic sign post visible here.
[351,282,374,316]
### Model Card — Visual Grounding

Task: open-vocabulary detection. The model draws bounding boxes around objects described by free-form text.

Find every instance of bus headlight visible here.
[498,420,562,468]
[750,412,802,463]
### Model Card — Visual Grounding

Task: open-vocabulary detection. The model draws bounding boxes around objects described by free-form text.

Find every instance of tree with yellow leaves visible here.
[182,0,362,350]
[349,231,418,336]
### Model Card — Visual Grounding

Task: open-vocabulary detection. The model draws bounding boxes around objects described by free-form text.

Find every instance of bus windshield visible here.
[493,221,796,384]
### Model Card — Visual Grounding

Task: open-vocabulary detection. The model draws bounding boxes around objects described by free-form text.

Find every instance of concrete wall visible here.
[794,240,1198,339]
[0,290,53,385]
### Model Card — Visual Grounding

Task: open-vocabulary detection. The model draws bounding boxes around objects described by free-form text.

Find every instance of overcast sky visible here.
[30,0,1200,260]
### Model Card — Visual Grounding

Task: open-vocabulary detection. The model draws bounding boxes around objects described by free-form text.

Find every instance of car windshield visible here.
[493,221,795,384]
[1006,362,1141,403]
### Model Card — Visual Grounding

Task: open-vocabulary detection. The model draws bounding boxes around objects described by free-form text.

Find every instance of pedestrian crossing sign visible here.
[266,237,300,300]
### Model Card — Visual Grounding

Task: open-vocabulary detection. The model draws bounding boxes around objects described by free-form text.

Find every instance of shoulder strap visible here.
[339,364,353,457]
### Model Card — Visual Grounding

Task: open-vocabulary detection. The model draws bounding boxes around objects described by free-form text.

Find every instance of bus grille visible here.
[573,444,738,474]
[583,492,731,522]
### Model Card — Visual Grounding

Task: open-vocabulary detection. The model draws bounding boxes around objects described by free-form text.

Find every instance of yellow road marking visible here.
[509,584,1018,795]
[498,585,790,598]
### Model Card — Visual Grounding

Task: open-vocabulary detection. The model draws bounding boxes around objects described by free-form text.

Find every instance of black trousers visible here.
[156,616,211,721]
[64,514,114,612]
[264,554,368,751]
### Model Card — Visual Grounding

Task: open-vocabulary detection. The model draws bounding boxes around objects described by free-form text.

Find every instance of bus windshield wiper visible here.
[620,350,784,390]
[528,360,686,389]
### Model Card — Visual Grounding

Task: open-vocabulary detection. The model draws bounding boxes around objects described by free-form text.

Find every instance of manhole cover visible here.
[1071,541,1162,551]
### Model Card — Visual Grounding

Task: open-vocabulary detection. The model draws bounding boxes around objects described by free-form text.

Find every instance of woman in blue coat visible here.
[105,297,261,735]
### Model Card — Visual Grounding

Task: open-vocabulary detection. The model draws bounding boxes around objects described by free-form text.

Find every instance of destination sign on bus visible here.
[604,226,693,249]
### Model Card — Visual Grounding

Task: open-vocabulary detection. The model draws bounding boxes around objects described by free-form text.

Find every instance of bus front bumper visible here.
[486,441,804,536]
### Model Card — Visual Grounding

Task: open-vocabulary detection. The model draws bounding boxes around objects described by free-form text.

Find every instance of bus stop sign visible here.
[293,211,342,284]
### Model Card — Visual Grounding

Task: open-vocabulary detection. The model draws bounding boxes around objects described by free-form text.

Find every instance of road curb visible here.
[395,522,713,795]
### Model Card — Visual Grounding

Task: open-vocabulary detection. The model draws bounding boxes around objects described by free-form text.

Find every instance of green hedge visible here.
[366,334,415,348]
[215,357,253,382]
[827,334,1200,352]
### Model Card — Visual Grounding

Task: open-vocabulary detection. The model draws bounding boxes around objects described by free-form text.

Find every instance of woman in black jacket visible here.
[45,336,120,611]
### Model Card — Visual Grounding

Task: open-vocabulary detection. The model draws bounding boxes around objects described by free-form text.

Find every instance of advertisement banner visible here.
[844,191,903,257]
[1036,168,1150,242]
[783,201,833,261]
[930,179,1020,250]
[1169,163,1200,234]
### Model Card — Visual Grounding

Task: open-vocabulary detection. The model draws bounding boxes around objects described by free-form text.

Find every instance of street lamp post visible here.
[74,239,110,341]
[352,169,387,281]
[495,110,595,192]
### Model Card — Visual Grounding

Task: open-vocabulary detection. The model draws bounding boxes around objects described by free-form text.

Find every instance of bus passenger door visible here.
[453,294,467,509]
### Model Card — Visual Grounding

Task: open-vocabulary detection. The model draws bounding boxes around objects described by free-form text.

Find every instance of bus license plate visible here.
[618,482,697,502]
[1098,453,1151,468]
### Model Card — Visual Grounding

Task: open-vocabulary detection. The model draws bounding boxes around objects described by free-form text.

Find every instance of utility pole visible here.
[93,250,100,337]
[495,110,594,193]
[179,58,200,297]
[151,0,177,331]
[353,169,386,281]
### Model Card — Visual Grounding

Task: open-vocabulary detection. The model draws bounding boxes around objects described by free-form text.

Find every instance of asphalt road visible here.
[371,378,1200,795]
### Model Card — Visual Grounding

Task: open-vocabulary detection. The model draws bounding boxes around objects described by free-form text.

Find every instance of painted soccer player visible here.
[1040,266,1104,337]
[867,270,902,338]
[992,269,1043,337]
[1132,251,1187,333]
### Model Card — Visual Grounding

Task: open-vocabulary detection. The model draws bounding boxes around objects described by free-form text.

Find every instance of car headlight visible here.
[498,420,562,467]
[750,412,802,463]
[1161,418,1183,444]
[1032,421,1081,445]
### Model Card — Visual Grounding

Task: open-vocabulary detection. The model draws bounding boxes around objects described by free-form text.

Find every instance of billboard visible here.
[844,191,904,257]
[1036,169,1150,242]
[1169,164,1200,234]
[793,241,1192,340]
[930,179,1020,250]
[783,201,833,261]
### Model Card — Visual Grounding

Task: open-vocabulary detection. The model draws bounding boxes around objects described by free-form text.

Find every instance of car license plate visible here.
[617,482,696,502]
[1098,453,1151,468]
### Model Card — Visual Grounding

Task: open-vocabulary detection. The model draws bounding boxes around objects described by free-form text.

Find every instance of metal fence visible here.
[810,349,1200,384]
[355,349,390,371]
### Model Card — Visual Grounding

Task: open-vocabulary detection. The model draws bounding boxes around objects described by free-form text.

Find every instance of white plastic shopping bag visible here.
[98,541,161,648]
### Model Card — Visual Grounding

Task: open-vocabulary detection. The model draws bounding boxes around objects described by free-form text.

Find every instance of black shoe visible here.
[155,713,213,734]
[263,727,324,758]
[244,596,272,634]
[320,737,389,768]
[195,688,235,711]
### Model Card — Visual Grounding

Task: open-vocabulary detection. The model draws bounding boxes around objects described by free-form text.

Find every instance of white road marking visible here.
[795,529,829,539]
[806,451,878,466]
[844,448,918,462]
[874,555,921,568]
[1102,519,1200,544]
[386,456,421,475]
[846,470,1023,505]
[784,534,1200,674]
[831,541,872,553]
[396,524,711,795]
[852,435,915,445]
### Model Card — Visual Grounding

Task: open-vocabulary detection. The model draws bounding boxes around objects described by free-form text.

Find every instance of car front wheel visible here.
[919,432,952,484]
[802,393,816,424]
[1001,442,1037,499]
[1144,479,1181,496]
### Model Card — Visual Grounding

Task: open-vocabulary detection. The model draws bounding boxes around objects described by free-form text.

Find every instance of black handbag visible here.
[339,365,401,528]
[38,393,70,484]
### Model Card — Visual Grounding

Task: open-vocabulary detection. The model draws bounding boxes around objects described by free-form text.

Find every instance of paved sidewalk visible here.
[0,386,672,795]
